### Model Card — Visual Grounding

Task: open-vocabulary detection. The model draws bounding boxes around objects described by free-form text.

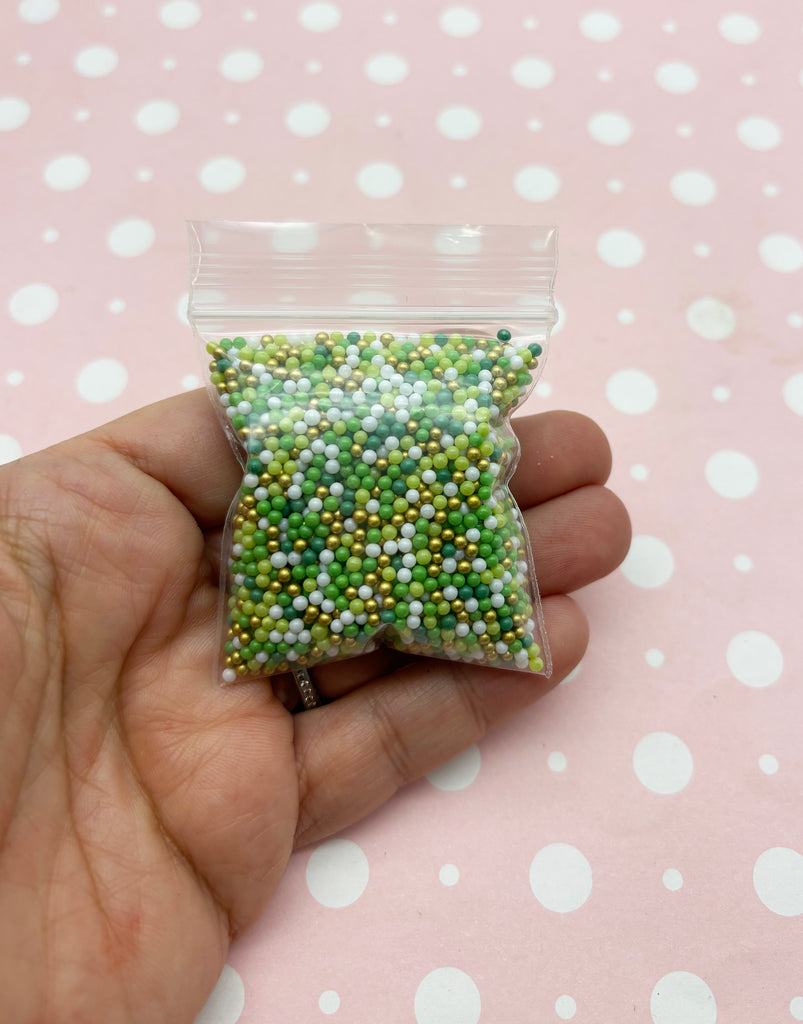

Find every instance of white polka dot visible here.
[588,111,632,145]
[107,218,155,258]
[606,369,657,414]
[365,53,409,84]
[548,751,567,773]
[242,7,257,19]
[285,102,331,137]
[319,990,340,1014]
[737,116,782,150]
[415,968,481,1024]
[136,167,153,182]
[662,20,677,33]
[534,381,552,398]
[555,994,577,1019]
[76,358,128,403]
[8,282,59,325]
[452,62,468,76]
[762,182,780,198]
[158,0,200,27]
[161,56,177,70]
[760,234,803,273]
[223,110,240,124]
[655,61,699,94]
[522,15,537,29]
[712,386,730,402]
[634,733,693,795]
[526,117,543,132]
[437,106,481,140]
[135,100,180,134]
[18,0,59,23]
[43,154,90,191]
[427,745,480,791]
[705,450,758,499]
[0,436,23,466]
[299,2,341,31]
[271,223,319,253]
[382,12,398,25]
[579,10,621,41]
[107,298,126,314]
[529,843,592,913]
[439,864,460,886]
[734,554,752,572]
[693,242,712,258]
[630,463,649,481]
[513,165,561,202]
[617,308,636,324]
[511,57,554,89]
[727,630,783,688]
[199,157,245,193]
[439,7,481,37]
[597,229,645,268]
[663,869,683,891]
[434,228,482,255]
[73,45,118,77]
[0,97,30,132]
[676,122,694,138]
[719,13,761,43]
[606,178,624,193]
[193,965,245,1024]
[356,161,403,198]
[783,373,803,415]
[670,170,717,206]
[646,648,665,667]
[621,535,674,588]
[305,59,323,74]
[791,997,803,1021]
[759,754,778,775]
[7,370,25,386]
[597,68,614,83]
[219,49,263,82]
[788,313,803,328]
[375,113,391,127]
[449,174,467,189]
[753,848,803,916]
[686,297,736,340]
[306,839,369,908]
[73,108,90,122]
[651,972,716,1024]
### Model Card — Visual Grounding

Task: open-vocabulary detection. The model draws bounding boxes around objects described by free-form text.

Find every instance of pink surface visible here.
[3,2,803,1022]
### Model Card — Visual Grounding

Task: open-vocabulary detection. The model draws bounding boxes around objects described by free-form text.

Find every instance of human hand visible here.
[0,391,629,1023]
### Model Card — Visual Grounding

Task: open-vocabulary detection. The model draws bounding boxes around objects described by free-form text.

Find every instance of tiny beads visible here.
[207,328,546,680]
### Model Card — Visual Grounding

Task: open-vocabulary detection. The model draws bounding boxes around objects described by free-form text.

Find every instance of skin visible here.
[0,391,630,1024]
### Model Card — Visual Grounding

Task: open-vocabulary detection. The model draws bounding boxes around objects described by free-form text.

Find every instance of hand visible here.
[0,391,629,1023]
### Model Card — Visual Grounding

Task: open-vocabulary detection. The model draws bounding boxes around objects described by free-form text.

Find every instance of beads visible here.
[209,329,546,677]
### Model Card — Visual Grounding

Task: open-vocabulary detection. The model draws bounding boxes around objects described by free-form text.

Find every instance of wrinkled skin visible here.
[0,392,630,1023]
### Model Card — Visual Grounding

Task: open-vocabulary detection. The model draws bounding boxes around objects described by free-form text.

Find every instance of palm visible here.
[0,392,629,1024]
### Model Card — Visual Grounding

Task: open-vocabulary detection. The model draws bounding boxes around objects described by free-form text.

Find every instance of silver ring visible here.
[293,667,322,710]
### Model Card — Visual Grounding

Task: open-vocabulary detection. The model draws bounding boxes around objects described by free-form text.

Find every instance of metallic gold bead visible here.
[491,391,504,404]
[330,521,344,535]
[231,651,242,665]
[343,637,357,649]
[432,366,444,378]
[278,474,292,488]
[226,381,239,394]
[330,634,342,646]
[315,485,328,499]
[441,528,455,542]
[236,664,249,676]
[452,472,465,485]
[304,607,319,623]
[397,362,409,374]
[269,580,282,594]
[454,535,467,549]
[502,652,514,662]
[344,586,357,600]
[321,511,334,525]
[504,539,514,551]
[233,515,245,528]
[391,513,405,527]
[434,510,448,524]
[377,554,391,568]
[477,458,490,472]
[447,497,462,510]
[405,508,418,522]
[512,614,523,627]
[430,427,442,440]
[367,514,381,528]
[456,610,469,623]
[427,563,441,576]
[293,539,306,553]
[350,444,363,458]
[378,581,393,596]
[502,631,516,645]
[367,613,381,626]
[274,367,288,380]
[484,609,497,622]
[261,334,274,344]
[266,525,280,539]
[277,568,292,583]
[225,654,234,667]
[380,332,394,342]
[467,447,481,462]
[317,613,332,626]
[383,596,396,609]
[325,535,340,550]
[238,632,251,645]
[451,599,464,612]
[465,543,478,558]
[287,583,301,598]
[466,495,481,509]
[502,557,513,569]
[375,458,388,472]
[457,560,471,574]
[242,495,256,508]
[364,573,378,587]
[353,509,368,524]
[307,427,320,440]
[344,380,359,392]
[420,489,434,503]
[224,367,238,380]
[447,381,459,392]
[249,616,261,628]
[431,552,443,565]
[515,626,526,639]
[315,332,329,343]
[365,599,378,614]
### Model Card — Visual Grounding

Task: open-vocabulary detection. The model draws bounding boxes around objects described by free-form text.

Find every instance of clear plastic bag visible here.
[188,222,558,681]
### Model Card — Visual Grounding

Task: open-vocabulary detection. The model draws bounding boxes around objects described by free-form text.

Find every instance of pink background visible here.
[3,2,803,1022]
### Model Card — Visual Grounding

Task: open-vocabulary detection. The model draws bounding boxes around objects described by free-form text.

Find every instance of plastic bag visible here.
[188,222,558,682]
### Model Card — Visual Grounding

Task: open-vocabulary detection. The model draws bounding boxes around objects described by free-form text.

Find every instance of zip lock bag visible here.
[188,222,558,684]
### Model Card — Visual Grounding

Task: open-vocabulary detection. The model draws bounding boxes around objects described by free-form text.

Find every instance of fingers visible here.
[510,411,612,509]
[524,485,632,596]
[292,593,588,847]
[92,390,242,528]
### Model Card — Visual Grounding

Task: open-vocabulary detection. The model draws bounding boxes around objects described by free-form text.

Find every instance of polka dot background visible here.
[2,1,802,1021]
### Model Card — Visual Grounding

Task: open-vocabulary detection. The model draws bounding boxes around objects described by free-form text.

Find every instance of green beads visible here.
[208,328,546,681]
